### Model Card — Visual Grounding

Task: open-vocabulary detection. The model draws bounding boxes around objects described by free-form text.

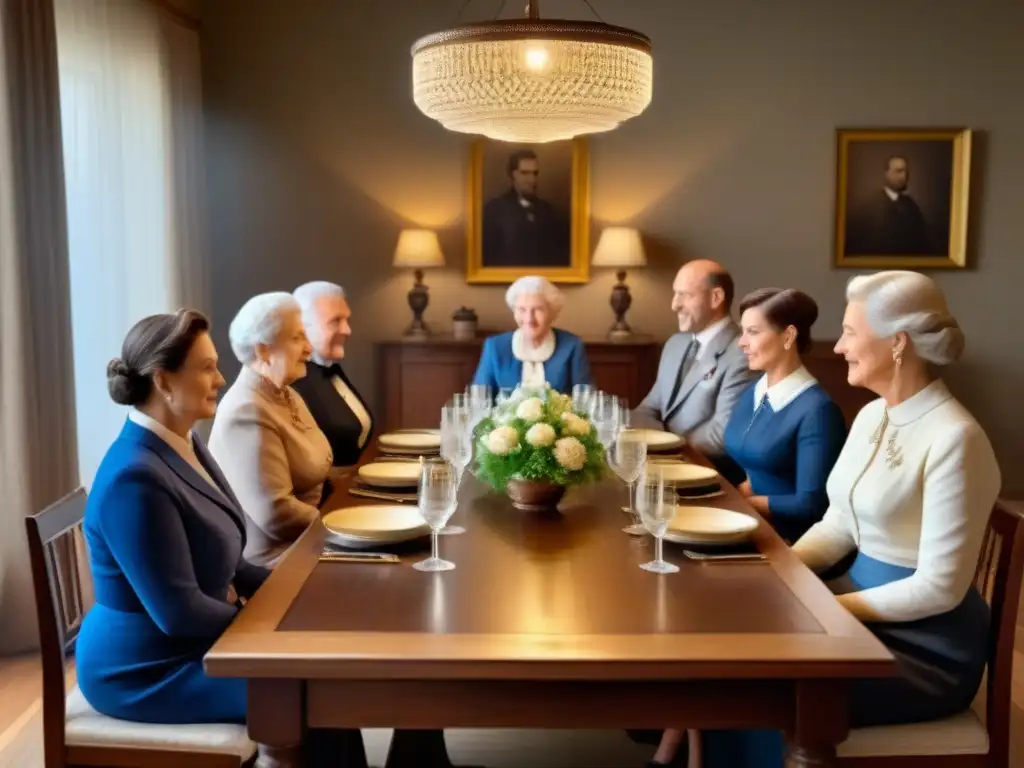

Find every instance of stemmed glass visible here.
[571,383,594,413]
[607,429,648,535]
[636,470,680,574]
[414,459,459,572]
[590,392,618,449]
[438,405,470,535]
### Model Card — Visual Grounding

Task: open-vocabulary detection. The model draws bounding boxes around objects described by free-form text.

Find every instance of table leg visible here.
[249,680,304,768]
[784,680,848,768]
[786,745,836,768]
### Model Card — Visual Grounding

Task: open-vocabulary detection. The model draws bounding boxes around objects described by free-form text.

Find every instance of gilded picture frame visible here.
[833,128,971,269]
[465,137,590,284]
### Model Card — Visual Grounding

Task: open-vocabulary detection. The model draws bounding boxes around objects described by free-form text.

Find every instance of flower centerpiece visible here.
[474,385,606,511]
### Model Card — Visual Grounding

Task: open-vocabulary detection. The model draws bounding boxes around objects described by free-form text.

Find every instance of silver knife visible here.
[682,550,766,563]
[348,488,417,503]
[319,551,400,563]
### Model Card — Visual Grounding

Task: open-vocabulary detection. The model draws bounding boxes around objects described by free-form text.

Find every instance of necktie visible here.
[666,339,699,411]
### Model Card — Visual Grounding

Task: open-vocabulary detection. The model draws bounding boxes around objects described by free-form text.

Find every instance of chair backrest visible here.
[25,487,92,768]
[972,499,1024,767]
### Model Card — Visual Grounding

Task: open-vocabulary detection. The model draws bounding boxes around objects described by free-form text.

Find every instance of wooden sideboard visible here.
[374,337,873,432]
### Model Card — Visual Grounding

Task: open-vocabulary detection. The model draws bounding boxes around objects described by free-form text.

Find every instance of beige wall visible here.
[198,0,1023,492]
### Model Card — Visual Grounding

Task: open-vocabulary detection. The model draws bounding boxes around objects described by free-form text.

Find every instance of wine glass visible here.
[571,383,594,412]
[590,393,617,448]
[636,471,680,574]
[414,459,458,572]
[607,429,648,535]
[438,406,470,535]
[496,387,514,407]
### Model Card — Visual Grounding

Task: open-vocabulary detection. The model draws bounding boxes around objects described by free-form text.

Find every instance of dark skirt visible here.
[700,552,990,768]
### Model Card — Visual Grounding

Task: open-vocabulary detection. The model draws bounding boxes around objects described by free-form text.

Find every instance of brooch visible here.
[702,367,717,381]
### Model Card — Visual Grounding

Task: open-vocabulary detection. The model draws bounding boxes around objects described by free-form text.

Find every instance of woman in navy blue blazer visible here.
[472,275,592,394]
[76,309,366,767]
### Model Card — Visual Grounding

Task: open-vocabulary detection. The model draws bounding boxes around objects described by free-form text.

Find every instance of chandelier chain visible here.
[451,0,477,24]
[580,0,605,22]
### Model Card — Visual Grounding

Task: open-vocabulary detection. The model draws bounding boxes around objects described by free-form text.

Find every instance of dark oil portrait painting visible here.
[466,137,590,284]
[834,129,971,269]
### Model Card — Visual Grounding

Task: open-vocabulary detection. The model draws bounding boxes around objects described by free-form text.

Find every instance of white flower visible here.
[485,426,519,456]
[515,397,544,422]
[525,422,556,447]
[560,412,591,437]
[554,436,587,471]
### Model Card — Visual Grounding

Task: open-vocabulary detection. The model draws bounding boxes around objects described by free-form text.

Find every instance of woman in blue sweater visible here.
[77,309,366,767]
[724,287,847,543]
[472,275,592,394]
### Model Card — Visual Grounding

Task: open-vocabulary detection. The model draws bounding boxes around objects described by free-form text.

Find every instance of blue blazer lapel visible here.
[192,437,247,532]
[124,420,245,529]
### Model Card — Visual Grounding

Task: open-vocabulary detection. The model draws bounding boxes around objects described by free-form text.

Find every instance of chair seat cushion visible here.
[65,685,256,760]
[838,708,989,757]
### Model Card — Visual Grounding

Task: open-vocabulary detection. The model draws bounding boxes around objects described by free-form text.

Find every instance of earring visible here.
[784,342,792,351]
[895,354,903,366]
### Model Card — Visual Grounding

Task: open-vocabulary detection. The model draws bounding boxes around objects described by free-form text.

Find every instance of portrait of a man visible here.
[834,128,971,269]
[466,137,590,284]
[481,149,569,268]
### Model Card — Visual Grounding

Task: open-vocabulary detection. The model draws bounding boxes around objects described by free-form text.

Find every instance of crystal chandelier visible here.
[411,1,653,144]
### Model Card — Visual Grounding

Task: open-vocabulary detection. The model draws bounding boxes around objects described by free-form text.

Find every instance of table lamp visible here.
[591,226,647,340]
[393,228,445,338]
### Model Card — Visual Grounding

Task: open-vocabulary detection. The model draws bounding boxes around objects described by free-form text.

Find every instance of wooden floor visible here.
[2,648,1023,767]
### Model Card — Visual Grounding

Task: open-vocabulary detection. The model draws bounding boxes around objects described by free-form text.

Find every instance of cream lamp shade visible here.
[393,229,445,269]
[592,227,646,341]
[591,226,647,269]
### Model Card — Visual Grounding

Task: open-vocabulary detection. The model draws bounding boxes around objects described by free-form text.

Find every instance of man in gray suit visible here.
[633,259,755,481]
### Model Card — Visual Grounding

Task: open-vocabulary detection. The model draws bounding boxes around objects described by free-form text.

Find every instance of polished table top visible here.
[206,447,894,682]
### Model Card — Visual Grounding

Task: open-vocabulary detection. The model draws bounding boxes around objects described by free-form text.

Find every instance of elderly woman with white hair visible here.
[671,271,1001,768]
[472,275,592,393]
[209,292,333,569]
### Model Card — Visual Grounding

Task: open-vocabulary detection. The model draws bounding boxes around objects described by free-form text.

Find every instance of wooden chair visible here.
[837,499,1024,767]
[25,488,257,768]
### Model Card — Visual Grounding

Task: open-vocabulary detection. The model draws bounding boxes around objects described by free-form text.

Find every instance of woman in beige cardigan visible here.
[209,292,333,568]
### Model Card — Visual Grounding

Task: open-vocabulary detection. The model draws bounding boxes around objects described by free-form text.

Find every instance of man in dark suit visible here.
[482,149,570,267]
[845,155,934,256]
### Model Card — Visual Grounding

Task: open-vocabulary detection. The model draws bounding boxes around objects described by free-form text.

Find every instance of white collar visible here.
[694,316,731,351]
[129,409,196,461]
[511,329,555,363]
[884,186,900,202]
[311,353,342,368]
[754,366,818,412]
[887,379,953,427]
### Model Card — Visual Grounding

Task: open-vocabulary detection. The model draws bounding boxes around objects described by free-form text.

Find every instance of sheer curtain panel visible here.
[55,0,210,486]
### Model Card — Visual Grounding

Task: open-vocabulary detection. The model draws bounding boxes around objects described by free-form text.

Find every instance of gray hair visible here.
[228,292,302,364]
[505,275,565,318]
[846,271,964,366]
[293,280,346,328]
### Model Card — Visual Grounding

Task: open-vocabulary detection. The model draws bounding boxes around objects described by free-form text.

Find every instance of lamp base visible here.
[405,270,431,340]
[607,326,634,342]
[608,271,634,342]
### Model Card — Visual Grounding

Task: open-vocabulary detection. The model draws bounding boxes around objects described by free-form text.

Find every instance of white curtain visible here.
[55,0,210,486]
[0,0,80,655]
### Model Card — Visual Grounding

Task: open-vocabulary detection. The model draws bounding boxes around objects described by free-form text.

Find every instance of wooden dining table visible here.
[205,445,895,768]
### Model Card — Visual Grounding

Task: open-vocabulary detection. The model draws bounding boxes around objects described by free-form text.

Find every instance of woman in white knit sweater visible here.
[655,271,1001,768]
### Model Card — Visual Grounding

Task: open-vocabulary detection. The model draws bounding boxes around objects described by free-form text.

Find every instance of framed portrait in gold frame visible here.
[465,137,590,284]
[833,128,971,269]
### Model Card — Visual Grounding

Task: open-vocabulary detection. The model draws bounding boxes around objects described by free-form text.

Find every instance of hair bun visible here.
[107,357,145,406]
